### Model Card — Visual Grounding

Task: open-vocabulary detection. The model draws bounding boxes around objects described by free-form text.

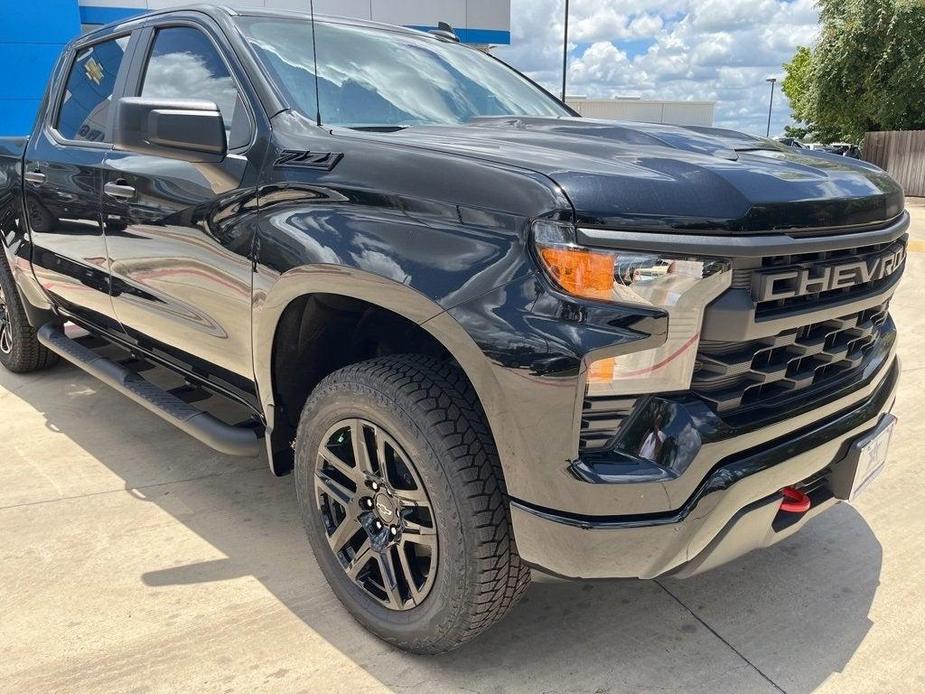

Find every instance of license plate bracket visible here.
[830,413,896,501]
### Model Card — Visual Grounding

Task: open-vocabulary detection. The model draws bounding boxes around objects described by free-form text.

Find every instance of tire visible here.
[0,250,59,373]
[294,355,531,654]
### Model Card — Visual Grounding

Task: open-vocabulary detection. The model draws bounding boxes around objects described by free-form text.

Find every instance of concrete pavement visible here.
[2,202,924,693]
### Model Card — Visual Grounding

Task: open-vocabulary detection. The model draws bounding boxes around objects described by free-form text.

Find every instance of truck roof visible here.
[79,3,426,42]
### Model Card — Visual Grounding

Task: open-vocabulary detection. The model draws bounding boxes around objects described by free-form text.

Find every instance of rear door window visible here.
[56,36,130,143]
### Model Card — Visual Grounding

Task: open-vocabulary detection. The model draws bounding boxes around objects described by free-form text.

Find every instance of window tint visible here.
[235,18,570,129]
[142,27,250,149]
[56,36,130,142]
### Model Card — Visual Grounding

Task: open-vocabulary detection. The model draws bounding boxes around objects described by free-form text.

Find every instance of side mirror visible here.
[112,97,227,163]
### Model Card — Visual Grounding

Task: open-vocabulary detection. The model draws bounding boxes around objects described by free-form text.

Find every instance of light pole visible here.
[765,77,776,137]
[561,0,569,103]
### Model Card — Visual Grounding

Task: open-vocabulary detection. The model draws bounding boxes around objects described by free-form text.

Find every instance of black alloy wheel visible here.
[294,356,531,653]
[314,418,438,610]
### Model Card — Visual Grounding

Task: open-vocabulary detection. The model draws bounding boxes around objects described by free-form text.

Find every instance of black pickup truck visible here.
[0,5,906,653]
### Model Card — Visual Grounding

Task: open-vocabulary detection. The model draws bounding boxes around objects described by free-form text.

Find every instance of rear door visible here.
[101,19,263,401]
[24,30,135,331]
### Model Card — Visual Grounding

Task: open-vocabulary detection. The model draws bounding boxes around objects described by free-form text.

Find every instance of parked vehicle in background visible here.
[774,136,805,149]
[827,142,862,158]
[0,5,907,653]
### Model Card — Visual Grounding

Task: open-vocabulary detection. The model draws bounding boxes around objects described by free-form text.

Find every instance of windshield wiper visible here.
[346,125,411,132]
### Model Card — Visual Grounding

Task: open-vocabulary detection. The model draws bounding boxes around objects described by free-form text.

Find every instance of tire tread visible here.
[298,355,530,653]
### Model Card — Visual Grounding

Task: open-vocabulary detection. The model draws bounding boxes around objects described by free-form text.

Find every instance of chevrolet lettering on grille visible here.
[752,244,906,302]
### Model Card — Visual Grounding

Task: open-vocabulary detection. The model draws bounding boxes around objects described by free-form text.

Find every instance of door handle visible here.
[24,171,46,186]
[104,180,136,200]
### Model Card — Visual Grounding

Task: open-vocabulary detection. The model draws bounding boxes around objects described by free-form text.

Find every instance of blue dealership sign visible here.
[0,1,81,135]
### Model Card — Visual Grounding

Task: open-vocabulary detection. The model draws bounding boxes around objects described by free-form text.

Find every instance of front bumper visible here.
[511,357,899,579]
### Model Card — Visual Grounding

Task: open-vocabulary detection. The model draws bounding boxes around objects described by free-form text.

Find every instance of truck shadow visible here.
[7,363,882,692]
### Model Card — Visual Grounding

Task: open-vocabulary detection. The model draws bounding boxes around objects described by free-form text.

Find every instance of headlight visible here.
[533,219,731,394]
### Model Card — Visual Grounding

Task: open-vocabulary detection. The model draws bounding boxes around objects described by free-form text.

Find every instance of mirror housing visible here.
[112,97,227,163]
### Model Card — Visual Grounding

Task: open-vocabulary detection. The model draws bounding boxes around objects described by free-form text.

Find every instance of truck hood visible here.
[382,117,904,233]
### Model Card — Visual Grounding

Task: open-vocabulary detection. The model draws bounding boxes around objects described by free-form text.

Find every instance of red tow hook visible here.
[779,486,811,513]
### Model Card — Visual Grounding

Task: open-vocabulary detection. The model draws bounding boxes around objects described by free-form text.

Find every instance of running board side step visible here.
[37,324,262,457]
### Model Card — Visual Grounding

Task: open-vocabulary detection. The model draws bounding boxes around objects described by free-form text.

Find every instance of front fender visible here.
[253,263,451,413]
[252,260,523,480]
[250,179,541,444]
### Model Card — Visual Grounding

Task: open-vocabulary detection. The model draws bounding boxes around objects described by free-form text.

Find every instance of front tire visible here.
[0,251,58,373]
[294,355,530,654]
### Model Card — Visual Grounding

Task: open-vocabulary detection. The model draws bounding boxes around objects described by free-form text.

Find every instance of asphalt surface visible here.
[2,200,924,693]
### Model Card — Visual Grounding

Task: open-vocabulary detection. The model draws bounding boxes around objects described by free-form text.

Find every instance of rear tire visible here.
[294,355,531,654]
[0,251,58,373]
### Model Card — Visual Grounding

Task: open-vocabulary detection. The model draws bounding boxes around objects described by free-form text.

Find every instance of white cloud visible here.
[688,0,778,32]
[569,41,631,85]
[569,8,665,43]
[494,0,821,136]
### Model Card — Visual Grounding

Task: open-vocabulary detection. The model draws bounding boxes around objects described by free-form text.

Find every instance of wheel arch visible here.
[254,266,509,477]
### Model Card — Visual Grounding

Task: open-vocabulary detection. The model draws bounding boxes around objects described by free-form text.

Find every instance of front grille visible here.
[744,239,905,318]
[579,395,636,450]
[692,302,890,413]
[576,223,904,449]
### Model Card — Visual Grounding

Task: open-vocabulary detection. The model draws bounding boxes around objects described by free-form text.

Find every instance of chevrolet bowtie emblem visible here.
[376,500,393,518]
[84,57,104,85]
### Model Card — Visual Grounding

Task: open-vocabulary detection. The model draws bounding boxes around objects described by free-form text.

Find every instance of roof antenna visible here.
[309,0,322,126]
[429,21,460,42]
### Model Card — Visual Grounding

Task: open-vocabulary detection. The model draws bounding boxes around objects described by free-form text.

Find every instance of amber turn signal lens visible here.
[587,356,616,385]
[539,246,614,300]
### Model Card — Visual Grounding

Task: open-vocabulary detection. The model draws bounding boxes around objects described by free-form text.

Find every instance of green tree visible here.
[782,47,813,125]
[783,124,811,140]
[782,0,925,143]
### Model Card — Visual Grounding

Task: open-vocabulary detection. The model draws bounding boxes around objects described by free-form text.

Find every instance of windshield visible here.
[234,16,571,128]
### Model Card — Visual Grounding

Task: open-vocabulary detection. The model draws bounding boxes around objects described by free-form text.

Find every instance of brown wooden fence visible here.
[863,130,925,197]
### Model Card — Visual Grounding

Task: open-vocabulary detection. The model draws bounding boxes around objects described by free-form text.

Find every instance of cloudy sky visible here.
[493,0,821,136]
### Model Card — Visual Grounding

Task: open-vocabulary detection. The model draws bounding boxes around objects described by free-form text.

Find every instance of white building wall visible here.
[567,98,715,127]
[78,0,511,42]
